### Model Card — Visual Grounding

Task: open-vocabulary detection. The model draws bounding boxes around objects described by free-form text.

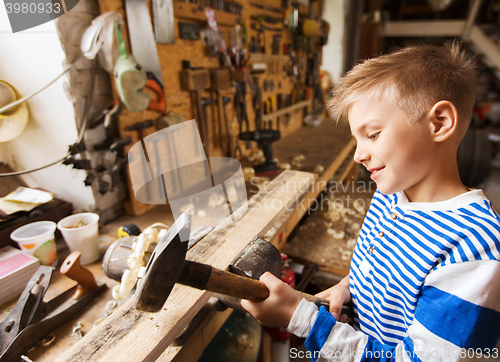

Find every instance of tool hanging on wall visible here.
[113,24,165,113]
[201,97,215,149]
[209,69,231,154]
[125,120,155,146]
[123,0,167,113]
[222,96,235,157]
[180,61,211,158]
[251,14,284,25]
[250,2,282,13]
[252,77,262,131]
[234,82,251,155]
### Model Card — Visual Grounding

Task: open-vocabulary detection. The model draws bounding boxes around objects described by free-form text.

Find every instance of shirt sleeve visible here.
[287,259,500,362]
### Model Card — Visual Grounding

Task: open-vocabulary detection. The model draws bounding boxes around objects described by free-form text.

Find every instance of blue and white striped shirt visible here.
[288,189,500,361]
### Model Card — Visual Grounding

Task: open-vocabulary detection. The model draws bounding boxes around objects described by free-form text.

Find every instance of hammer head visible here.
[133,213,191,312]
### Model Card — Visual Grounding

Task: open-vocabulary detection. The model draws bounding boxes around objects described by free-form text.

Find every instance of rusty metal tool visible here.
[180,61,211,158]
[209,69,231,152]
[222,96,235,158]
[0,251,107,361]
[201,97,214,151]
[132,213,333,313]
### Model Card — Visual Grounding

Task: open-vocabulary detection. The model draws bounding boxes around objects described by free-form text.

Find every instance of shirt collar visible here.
[396,189,487,212]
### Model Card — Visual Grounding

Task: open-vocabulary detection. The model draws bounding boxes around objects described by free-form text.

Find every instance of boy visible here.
[241,42,500,361]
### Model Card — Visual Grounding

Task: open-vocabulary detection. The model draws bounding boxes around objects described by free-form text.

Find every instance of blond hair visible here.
[329,41,476,137]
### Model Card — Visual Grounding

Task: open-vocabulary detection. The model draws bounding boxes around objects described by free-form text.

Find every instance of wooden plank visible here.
[157,308,233,362]
[463,0,483,38]
[248,53,291,63]
[467,26,500,71]
[54,170,316,362]
[338,159,359,184]
[261,99,312,122]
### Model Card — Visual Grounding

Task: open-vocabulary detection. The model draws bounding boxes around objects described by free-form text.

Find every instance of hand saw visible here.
[124,0,172,112]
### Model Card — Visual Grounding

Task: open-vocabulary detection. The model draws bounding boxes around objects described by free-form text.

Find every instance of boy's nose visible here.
[353,144,370,164]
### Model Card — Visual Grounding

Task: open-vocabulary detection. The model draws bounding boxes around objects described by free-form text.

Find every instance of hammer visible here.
[132,214,336,313]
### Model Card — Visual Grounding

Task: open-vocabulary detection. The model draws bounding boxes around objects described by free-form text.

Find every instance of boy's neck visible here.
[403,181,469,203]
[403,152,469,203]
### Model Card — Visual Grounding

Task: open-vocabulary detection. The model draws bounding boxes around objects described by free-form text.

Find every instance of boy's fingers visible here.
[315,290,331,299]
[259,271,283,290]
[328,293,347,319]
[240,299,253,313]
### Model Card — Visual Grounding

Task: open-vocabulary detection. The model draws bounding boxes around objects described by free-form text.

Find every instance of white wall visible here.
[322,0,345,82]
[0,5,95,210]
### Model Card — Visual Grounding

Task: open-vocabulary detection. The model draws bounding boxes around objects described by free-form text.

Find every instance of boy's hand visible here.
[316,276,351,322]
[241,272,301,328]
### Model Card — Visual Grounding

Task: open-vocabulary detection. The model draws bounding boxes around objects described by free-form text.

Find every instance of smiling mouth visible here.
[368,167,385,180]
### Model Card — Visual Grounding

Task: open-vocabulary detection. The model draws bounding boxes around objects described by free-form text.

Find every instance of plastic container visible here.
[57,213,100,265]
[10,221,58,266]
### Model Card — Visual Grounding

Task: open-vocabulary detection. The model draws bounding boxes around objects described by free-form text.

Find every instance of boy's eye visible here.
[368,132,380,140]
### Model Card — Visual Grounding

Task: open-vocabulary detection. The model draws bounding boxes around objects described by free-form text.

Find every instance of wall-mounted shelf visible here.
[262,99,311,122]
[248,53,290,63]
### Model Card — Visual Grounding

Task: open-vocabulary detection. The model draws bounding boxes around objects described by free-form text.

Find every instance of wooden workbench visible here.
[0,121,357,362]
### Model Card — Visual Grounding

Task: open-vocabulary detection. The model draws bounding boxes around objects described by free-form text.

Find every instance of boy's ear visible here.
[427,101,458,142]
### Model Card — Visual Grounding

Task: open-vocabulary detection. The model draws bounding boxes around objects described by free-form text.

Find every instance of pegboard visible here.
[96,0,324,215]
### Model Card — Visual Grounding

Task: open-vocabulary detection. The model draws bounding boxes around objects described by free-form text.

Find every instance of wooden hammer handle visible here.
[180,261,331,311]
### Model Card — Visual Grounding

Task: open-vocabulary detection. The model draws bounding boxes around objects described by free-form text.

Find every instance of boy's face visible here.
[348,98,434,196]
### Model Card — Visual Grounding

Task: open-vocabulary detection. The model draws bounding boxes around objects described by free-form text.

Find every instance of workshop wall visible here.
[96,0,328,215]
[0,17,96,210]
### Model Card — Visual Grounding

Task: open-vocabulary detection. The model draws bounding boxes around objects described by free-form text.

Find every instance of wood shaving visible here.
[347,238,357,248]
[279,162,291,170]
[354,199,366,214]
[291,154,305,168]
[341,250,352,261]
[242,167,255,182]
[180,202,195,214]
[327,228,345,239]
[248,150,266,164]
[208,193,225,208]
[314,164,325,174]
